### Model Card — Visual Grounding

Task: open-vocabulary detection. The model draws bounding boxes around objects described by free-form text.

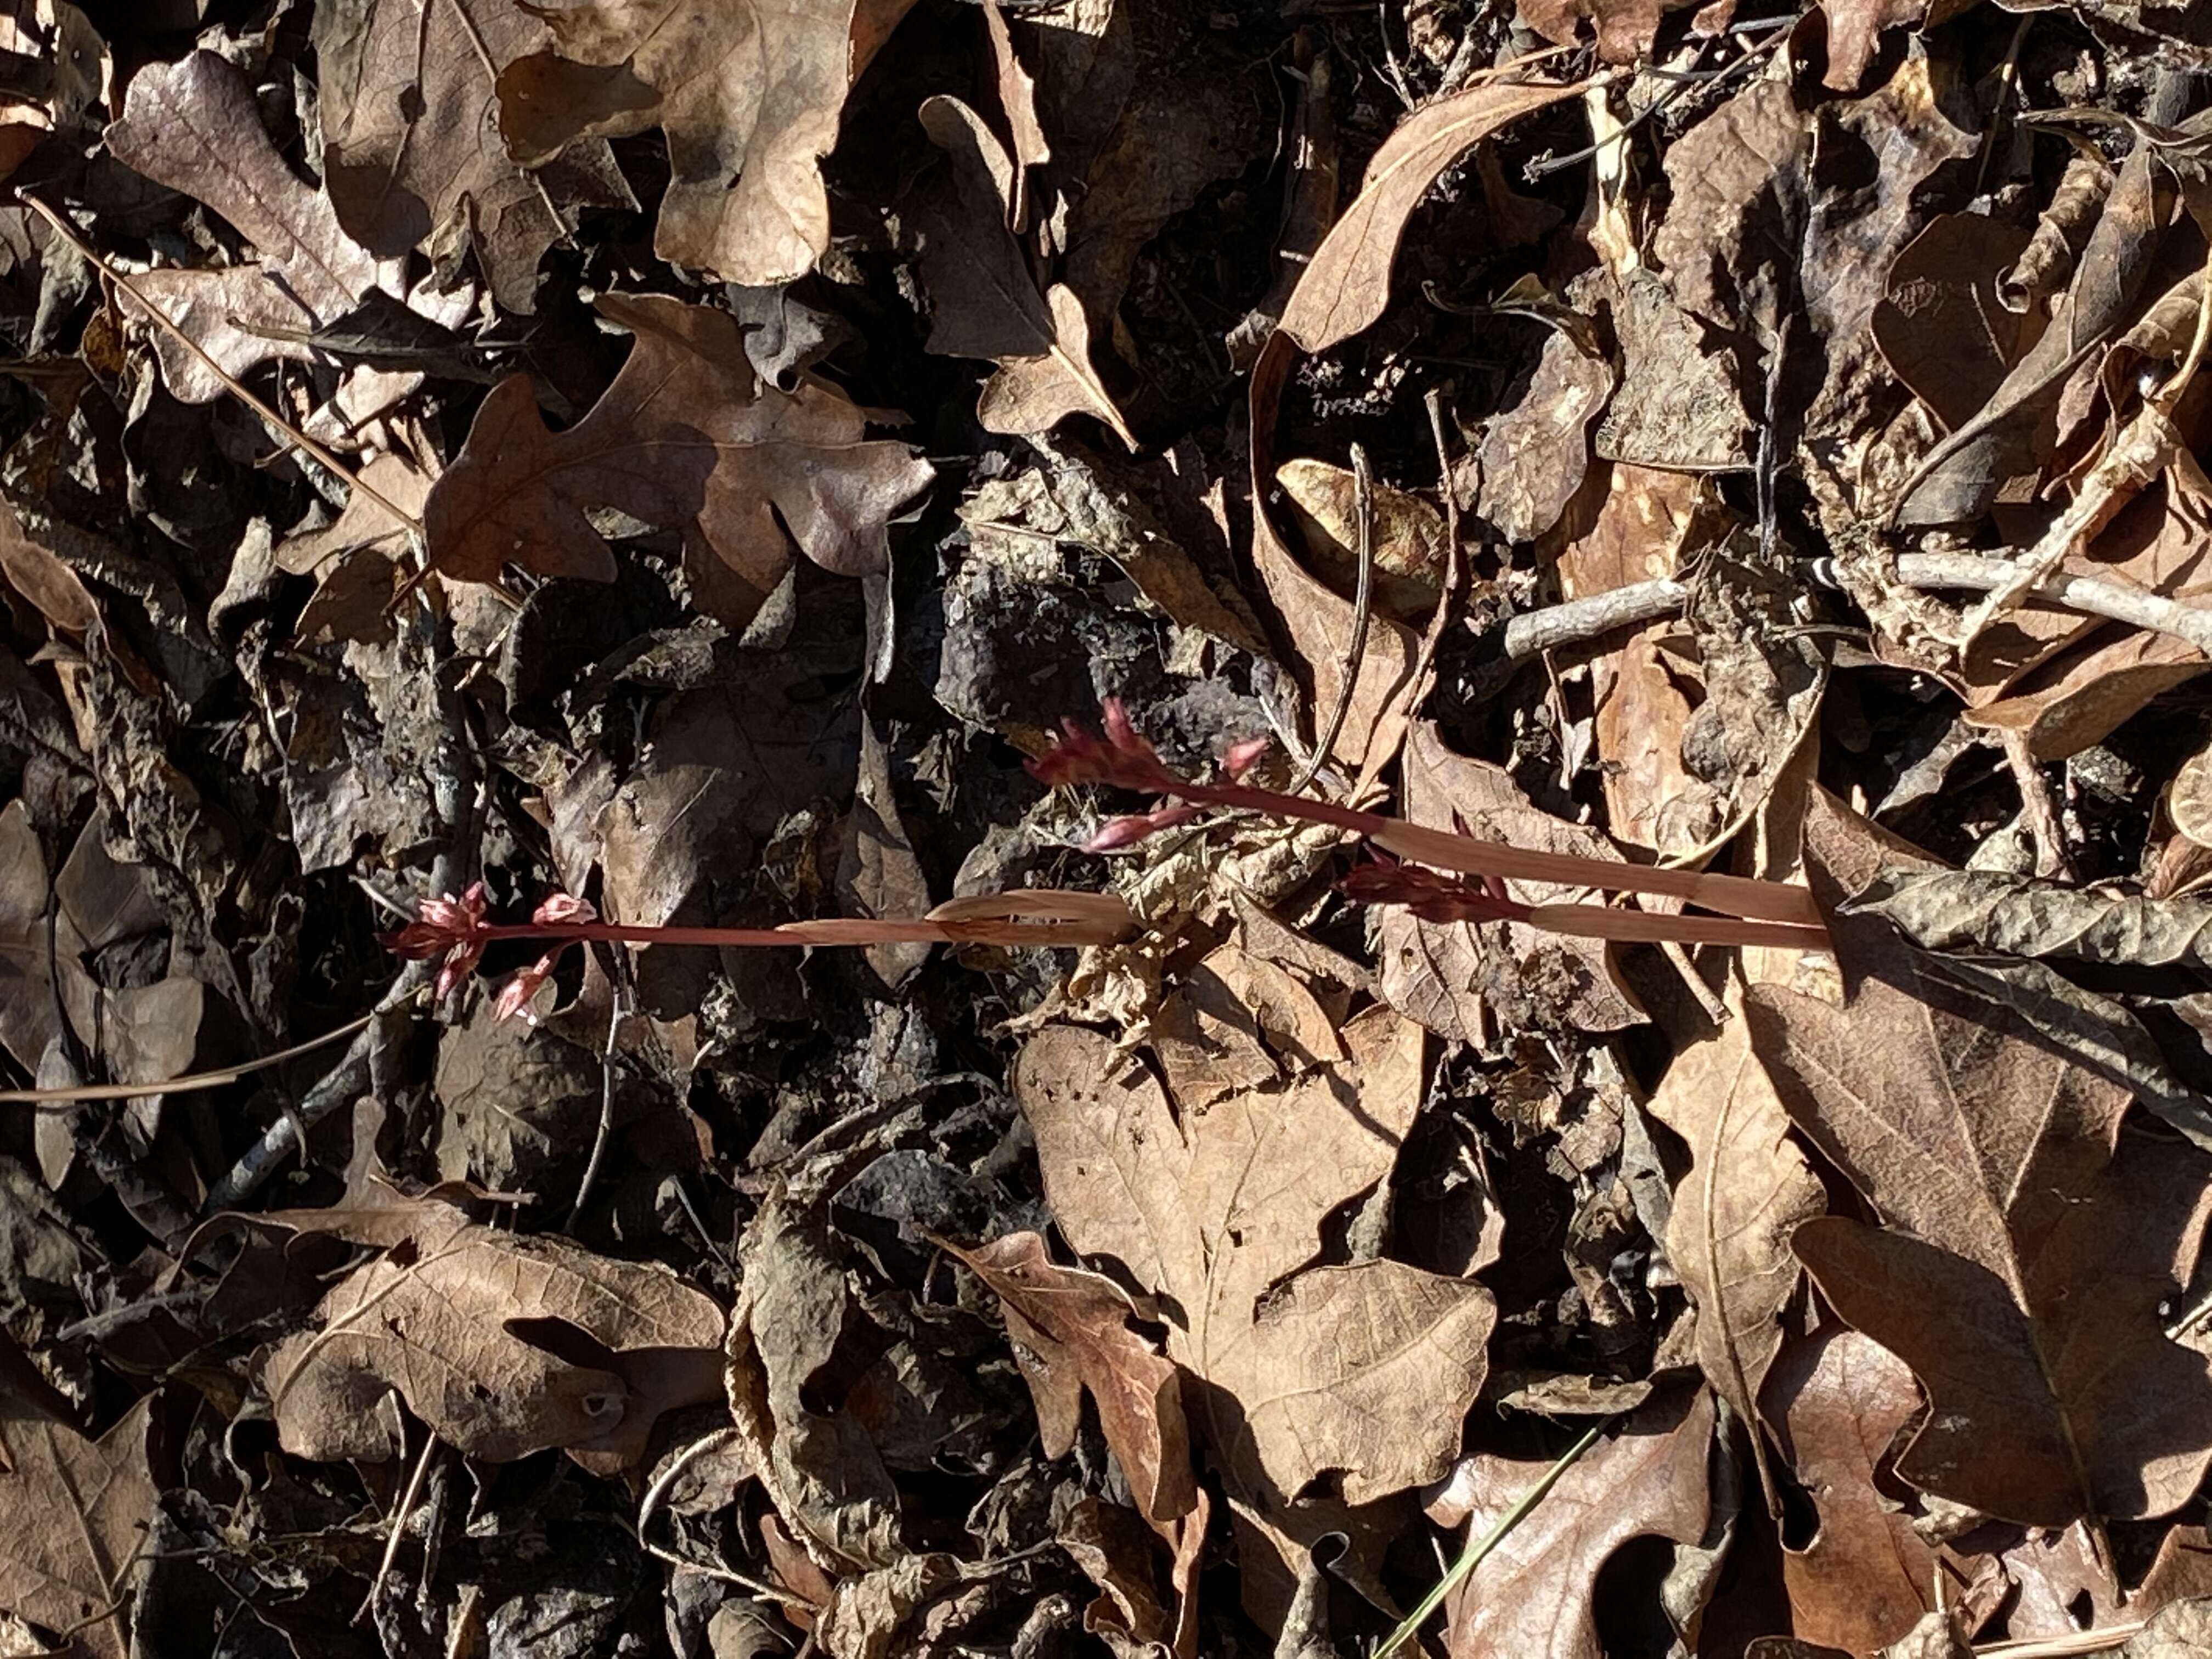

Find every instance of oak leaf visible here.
[1646,992,1823,1499]
[1746,823,2212,1525]
[103,50,386,404]
[1765,1329,1965,1653]
[496,0,918,286]
[312,0,634,312]
[940,1231,1194,1528]
[422,292,933,629]
[1429,1387,1716,1659]
[0,1395,157,1659]
[1015,954,1492,1521]
[908,95,1137,449]
[263,1210,726,1472]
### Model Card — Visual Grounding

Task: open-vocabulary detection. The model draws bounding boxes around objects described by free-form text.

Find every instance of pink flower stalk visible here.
[1030,699,1832,952]
[384,885,1137,1019]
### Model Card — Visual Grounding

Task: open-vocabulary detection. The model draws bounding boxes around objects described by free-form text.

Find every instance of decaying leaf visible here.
[1376,722,1644,1044]
[1765,1329,1960,1653]
[496,0,918,285]
[1015,955,1492,1544]
[908,95,1137,449]
[1429,1387,1717,1659]
[313,0,634,312]
[1747,853,2212,1523]
[422,291,933,624]
[1646,992,1823,1501]
[0,1394,157,1659]
[264,1207,726,1471]
[1278,76,1590,354]
[103,50,386,404]
[943,1231,1193,1528]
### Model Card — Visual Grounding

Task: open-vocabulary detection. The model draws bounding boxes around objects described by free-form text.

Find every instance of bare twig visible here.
[1286,441,1376,797]
[357,1419,439,1625]
[636,1428,814,1607]
[566,979,626,1231]
[1891,550,2212,656]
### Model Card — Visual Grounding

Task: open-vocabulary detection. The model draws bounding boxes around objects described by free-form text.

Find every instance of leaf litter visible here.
[12,1,2212,1656]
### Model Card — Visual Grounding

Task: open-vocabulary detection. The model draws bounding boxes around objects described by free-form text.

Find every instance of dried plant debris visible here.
[11,2,2212,1654]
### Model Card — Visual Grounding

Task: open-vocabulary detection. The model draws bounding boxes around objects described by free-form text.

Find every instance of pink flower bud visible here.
[532,892,597,926]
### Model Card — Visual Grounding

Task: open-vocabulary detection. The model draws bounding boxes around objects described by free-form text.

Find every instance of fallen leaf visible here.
[1819,0,1927,90]
[312,0,634,312]
[943,1231,1193,1528]
[1015,967,1492,1522]
[1375,722,1645,1044]
[2123,1599,2212,1659]
[1764,1329,1962,1652]
[0,1394,157,1659]
[981,1,1048,232]
[0,495,95,637]
[1430,1387,1717,1659]
[1873,213,2036,434]
[103,50,387,404]
[1646,994,1824,1502]
[1276,456,1449,620]
[1475,321,1615,545]
[496,0,919,285]
[726,1194,902,1571]
[422,292,933,626]
[263,1211,726,1470]
[1745,837,2212,1523]
[1555,464,1712,856]
[1278,75,1590,354]
[1249,332,1419,777]
[0,802,204,1097]
[1513,0,1699,63]
[907,95,1137,449]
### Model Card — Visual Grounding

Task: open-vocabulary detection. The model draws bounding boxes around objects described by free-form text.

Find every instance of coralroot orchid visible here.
[385,884,1137,1020]
[1030,699,1832,953]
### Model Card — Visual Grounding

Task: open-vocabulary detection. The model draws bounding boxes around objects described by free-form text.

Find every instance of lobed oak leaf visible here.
[495,0,918,286]
[312,0,635,313]
[1015,955,1492,1532]
[103,50,386,404]
[1745,801,2212,1526]
[421,292,933,628]
[263,1211,726,1472]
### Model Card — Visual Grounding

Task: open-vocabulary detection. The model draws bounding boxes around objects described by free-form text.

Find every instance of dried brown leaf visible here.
[1764,1329,1957,1652]
[1746,824,2212,1523]
[1376,722,1644,1043]
[264,1212,726,1470]
[1819,0,1928,91]
[1874,213,2036,435]
[313,0,634,312]
[1015,968,1491,1517]
[0,1394,156,1659]
[1475,325,1614,545]
[944,1231,1194,1526]
[103,50,384,404]
[423,292,932,625]
[1431,1387,1716,1659]
[1278,75,1589,354]
[0,494,95,637]
[1276,456,1448,621]
[496,0,918,285]
[1647,998,1823,1479]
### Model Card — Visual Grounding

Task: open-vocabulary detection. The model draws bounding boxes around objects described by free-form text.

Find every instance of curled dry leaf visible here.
[1746,826,2212,1524]
[0,1394,157,1659]
[103,50,385,404]
[1428,1386,1716,1659]
[941,1231,1194,1528]
[909,95,1137,449]
[422,292,933,626]
[1277,74,1590,355]
[1764,1329,1962,1654]
[312,0,634,312]
[264,1210,726,1471]
[1645,990,1823,1506]
[496,0,918,286]
[1015,953,1492,1538]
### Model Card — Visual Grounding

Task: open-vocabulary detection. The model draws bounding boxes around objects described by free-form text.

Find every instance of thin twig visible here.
[0,1014,373,1108]
[636,1428,815,1608]
[566,979,625,1231]
[18,194,426,538]
[1891,550,2212,656]
[357,1420,439,1625]
[1377,1418,1612,1658]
